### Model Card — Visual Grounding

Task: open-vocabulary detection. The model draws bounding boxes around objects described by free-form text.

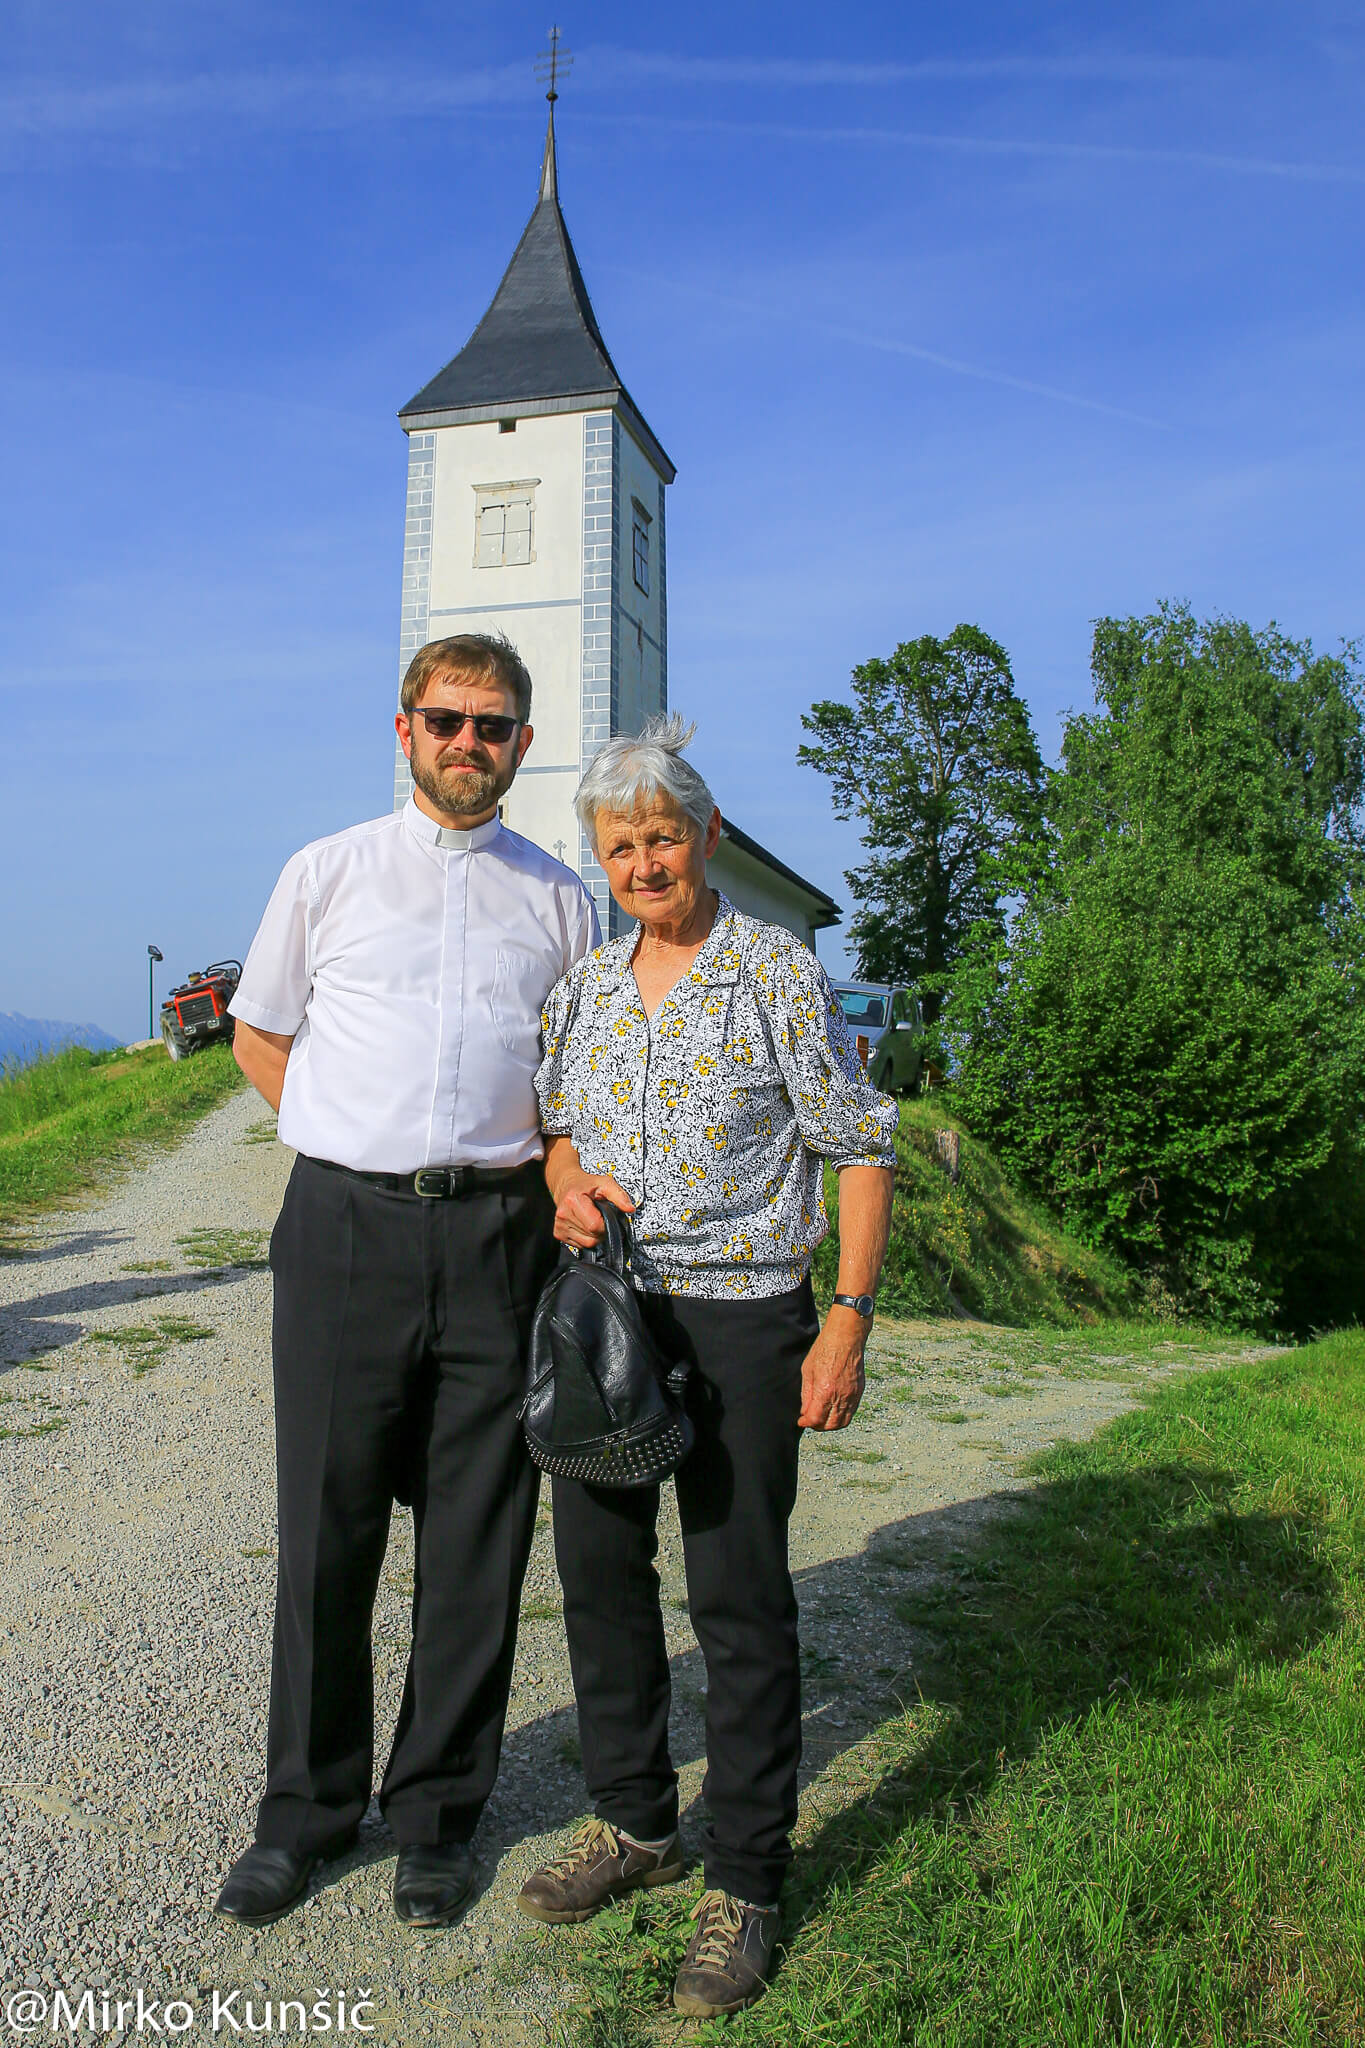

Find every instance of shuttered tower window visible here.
[474,481,538,568]
[631,501,651,595]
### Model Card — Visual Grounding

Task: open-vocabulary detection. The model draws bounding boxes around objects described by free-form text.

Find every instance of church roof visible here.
[399,113,675,481]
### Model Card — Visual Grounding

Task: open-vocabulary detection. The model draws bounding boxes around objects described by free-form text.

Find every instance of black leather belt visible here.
[304,1156,539,1199]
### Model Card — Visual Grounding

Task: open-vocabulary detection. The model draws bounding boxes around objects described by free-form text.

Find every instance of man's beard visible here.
[409,746,514,820]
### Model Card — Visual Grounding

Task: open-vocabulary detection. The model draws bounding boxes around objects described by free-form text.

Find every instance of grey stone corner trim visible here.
[393,432,434,813]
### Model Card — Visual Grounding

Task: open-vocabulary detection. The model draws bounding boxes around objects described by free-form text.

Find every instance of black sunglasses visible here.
[409,707,521,744]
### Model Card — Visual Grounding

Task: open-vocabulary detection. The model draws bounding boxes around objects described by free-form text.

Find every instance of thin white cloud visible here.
[0,62,528,136]
[0,42,1225,137]
[616,113,1365,186]
[583,47,1223,88]
[0,41,1240,142]
[0,46,1355,192]
[609,268,1168,429]
[810,319,1169,427]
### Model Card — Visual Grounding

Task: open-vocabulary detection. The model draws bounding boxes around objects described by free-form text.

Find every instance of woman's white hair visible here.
[574,714,718,841]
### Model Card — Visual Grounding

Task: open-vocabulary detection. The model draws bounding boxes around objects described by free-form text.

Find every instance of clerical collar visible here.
[403,797,503,854]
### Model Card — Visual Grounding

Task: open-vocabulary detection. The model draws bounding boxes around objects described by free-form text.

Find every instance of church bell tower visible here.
[393,94,675,934]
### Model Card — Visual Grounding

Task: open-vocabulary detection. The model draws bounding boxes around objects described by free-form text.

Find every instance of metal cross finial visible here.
[535,25,573,104]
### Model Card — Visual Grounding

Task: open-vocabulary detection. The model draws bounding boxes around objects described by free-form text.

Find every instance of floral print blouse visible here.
[534,894,899,1299]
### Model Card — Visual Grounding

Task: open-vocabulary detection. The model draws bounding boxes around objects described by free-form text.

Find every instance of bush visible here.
[949,606,1365,1331]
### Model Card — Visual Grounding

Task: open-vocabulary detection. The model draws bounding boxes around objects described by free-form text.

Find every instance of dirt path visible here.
[0,1095,1258,2044]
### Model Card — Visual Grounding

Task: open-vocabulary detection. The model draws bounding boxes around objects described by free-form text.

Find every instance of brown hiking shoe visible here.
[672,1888,779,2017]
[516,1818,683,1924]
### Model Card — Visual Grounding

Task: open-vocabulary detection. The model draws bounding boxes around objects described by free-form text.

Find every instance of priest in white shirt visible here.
[214,634,599,1931]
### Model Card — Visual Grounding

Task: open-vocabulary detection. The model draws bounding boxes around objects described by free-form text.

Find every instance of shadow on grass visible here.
[554,1452,1342,2045]
[794,1459,1339,1885]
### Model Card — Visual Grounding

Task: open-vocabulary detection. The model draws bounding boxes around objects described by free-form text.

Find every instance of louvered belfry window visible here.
[475,482,536,567]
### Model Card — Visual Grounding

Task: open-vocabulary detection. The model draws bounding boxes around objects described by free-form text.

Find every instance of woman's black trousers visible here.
[551,1280,815,1907]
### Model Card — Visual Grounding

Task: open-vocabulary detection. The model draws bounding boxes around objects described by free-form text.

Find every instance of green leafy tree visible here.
[950,605,1365,1330]
[798,626,1045,1020]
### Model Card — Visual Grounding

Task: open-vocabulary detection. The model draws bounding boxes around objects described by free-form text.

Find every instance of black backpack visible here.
[521,1203,694,1487]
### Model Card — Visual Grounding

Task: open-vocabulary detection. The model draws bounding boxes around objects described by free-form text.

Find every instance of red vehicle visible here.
[160,960,242,1061]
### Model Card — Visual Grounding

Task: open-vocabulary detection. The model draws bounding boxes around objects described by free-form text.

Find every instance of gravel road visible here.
[0,1089,1252,2044]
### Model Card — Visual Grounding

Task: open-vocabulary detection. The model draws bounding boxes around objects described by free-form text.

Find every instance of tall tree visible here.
[799,626,1045,1019]
[950,605,1365,1330]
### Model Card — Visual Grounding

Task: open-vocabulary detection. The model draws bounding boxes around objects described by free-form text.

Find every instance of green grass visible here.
[85,1314,216,1375]
[551,1329,1365,2048]
[0,1042,244,1230]
[815,1098,1134,1327]
[0,1384,70,1440]
[174,1226,269,1270]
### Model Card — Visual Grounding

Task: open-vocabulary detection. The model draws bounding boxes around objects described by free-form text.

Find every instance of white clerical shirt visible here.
[230,798,600,1172]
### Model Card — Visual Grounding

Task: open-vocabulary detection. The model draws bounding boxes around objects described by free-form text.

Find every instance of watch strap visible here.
[832,1292,876,1319]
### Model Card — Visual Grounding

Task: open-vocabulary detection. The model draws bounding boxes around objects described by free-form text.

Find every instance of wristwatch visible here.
[832,1292,876,1320]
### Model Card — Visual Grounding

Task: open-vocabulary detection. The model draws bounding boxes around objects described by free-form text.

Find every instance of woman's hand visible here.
[543,1135,635,1249]
[797,1307,868,1430]
[554,1171,636,1250]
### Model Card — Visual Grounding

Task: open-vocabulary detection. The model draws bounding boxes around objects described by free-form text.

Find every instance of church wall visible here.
[427,413,584,615]
[393,410,587,866]
[707,837,833,953]
[576,413,618,933]
[615,423,667,739]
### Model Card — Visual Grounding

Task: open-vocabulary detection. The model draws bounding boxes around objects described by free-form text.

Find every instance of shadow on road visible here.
[0,1257,255,1368]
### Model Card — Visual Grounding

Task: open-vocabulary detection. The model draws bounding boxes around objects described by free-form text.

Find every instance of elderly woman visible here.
[516,716,898,2018]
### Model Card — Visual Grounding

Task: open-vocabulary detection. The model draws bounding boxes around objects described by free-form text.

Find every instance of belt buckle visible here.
[413,1168,451,1198]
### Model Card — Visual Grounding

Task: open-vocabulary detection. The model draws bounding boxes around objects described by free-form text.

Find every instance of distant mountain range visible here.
[0,1011,122,1065]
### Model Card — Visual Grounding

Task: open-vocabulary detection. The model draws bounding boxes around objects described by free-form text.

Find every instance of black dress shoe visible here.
[392,1842,476,1926]
[214,1846,318,1926]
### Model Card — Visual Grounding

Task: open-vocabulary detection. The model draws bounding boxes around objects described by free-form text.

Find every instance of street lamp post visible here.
[147,946,163,1040]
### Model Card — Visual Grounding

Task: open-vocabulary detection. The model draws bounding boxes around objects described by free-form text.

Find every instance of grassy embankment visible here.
[0,1060,1117,1331]
[816,1097,1133,1325]
[551,1328,1365,2047]
[0,1041,244,1235]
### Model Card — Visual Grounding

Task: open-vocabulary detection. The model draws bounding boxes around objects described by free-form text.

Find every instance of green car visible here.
[832,981,925,1095]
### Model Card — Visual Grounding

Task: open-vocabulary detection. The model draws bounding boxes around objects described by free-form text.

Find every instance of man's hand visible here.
[553,1170,636,1250]
[798,1306,868,1431]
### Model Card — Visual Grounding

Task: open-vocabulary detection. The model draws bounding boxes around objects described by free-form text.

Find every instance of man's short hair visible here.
[400,633,532,723]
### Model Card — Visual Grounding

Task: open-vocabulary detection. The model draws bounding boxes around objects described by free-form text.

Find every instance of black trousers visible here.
[255,1154,555,1855]
[551,1282,815,1908]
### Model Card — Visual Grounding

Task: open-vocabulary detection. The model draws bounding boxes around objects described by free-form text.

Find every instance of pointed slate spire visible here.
[399,114,674,480]
[539,104,557,203]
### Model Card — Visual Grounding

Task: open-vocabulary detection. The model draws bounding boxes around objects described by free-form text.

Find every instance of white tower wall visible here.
[393,406,670,933]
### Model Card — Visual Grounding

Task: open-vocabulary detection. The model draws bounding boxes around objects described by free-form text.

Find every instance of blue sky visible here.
[1,1,1361,1039]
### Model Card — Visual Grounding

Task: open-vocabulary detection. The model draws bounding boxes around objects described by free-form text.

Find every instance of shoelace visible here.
[688,1888,747,1969]
[543,1817,621,1880]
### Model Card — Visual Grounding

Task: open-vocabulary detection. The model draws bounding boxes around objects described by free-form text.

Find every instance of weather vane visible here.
[535,25,573,105]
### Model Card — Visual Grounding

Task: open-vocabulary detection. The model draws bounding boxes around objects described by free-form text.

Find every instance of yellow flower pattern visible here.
[535,893,897,1299]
